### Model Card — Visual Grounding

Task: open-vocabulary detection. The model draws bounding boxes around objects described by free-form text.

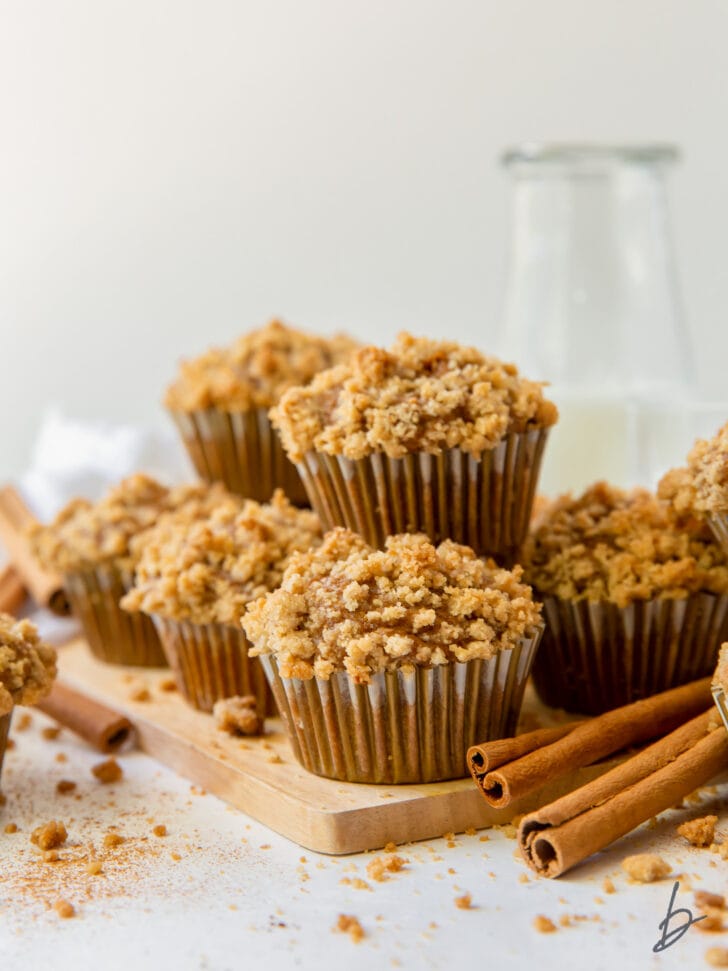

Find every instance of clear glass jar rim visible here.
[502,143,680,166]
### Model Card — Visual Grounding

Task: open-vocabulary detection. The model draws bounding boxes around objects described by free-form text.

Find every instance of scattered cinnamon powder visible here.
[335,914,365,943]
[54,899,75,919]
[678,816,718,847]
[30,820,67,851]
[366,855,408,882]
[533,915,557,934]
[621,854,672,883]
[454,893,473,910]
[92,758,123,784]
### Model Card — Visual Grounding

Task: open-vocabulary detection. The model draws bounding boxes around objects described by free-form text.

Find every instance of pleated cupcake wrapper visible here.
[712,686,728,736]
[152,617,275,716]
[295,428,549,563]
[0,711,11,788]
[259,629,542,784]
[532,593,728,716]
[707,513,728,559]
[169,407,309,505]
[65,565,167,667]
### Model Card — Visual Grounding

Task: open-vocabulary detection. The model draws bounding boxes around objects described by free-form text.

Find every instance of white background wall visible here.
[1,0,727,477]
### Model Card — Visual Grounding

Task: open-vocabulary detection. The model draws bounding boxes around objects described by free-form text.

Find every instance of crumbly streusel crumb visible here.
[684,423,728,516]
[152,825,167,837]
[272,332,557,462]
[706,947,728,967]
[4,823,17,834]
[533,915,557,933]
[92,758,123,784]
[213,696,264,736]
[523,482,728,607]
[366,854,408,882]
[0,613,56,716]
[54,899,75,919]
[165,319,359,413]
[454,893,473,909]
[56,780,76,795]
[244,529,541,682]
[122,490,321,625]
[30,476,240,573]
[696,891,726,911]
[335,914,365,943]
[103,832,125,848]
[678,815,718,847]
[602,877,616,894]
[31,820,67,851]
[621,853,672,883]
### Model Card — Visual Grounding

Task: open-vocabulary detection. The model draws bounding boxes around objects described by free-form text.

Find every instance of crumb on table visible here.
[621,854,672,883]
[454,893,473,910]
[92,758,123,784]
[30,820,67,851]
[56,780,76,795]
[533,915,557,934]
[54,899,75,919]
[705,947,728,967]
[213,696,264,737]
[152,824,167,837]
[678,816,718,847]
[103,832,125,848]
[366,855,408,882]
[335,914,365,942]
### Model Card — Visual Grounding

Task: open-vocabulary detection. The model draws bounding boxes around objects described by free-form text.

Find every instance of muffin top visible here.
[523,481,728,608]
[30,475,238,574]
[271,332,558,462]
[685,422,728,516]
[164,319,359,413]
[0,614,57,716]
[243,528,542,683]
[121,490,322,625]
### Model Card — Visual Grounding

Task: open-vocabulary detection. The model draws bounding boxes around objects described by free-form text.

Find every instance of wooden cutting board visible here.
[57,638,616,855]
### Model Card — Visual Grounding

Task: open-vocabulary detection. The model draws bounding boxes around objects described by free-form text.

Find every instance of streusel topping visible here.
[164,319,359,413]
[122,490,322,625]
[686,422,728,515]
[30,476,237,574]
[0,614,57,716]
[712,642,728,697]
[243,528,542,683]
[271,332,557,462]
[523,481,728,608]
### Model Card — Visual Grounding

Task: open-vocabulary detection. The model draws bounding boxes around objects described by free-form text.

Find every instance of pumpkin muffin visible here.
[523,481,728,714]
[271,332,557,563]
[243,528,543,783]
[122,490,321,713]
[30,475,237,666]
[659,422,728,556]
[165,319,359,504]
[0,613,57,788]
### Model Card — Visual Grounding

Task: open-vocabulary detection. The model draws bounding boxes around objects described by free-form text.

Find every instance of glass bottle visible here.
[499,143,695,495]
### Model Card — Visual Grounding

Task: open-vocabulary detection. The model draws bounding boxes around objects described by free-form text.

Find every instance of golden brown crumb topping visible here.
[621,853,671,883]
[0,614,56,716]
[164,319,359,413]
[523,482,728,607]
[677,815,718,847]
[271,332,558,462]
[213,695,264,736]
[713,643,728,697]
[687,423,728,515]
[30,820,67,851]
[30,475,238,574]
[243,528,542,683]
[122,490,322,625]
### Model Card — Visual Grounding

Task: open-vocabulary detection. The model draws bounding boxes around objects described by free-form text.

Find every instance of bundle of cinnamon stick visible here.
[468,677,728,878]
[0,485,69,615]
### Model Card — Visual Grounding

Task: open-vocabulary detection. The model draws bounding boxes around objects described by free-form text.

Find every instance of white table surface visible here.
[2,699,727,971]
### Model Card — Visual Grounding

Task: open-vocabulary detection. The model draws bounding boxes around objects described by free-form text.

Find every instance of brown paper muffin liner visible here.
[532,593,728,715]
[152,617,275,716]
[0,711,11,790]
[295,428,549,563]
[707,513,728,559]
[65,565,166,667]
[168,407,309,505]
[258,629,542,784]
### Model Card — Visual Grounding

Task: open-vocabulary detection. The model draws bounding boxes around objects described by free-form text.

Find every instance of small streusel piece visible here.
[30,820,67,851]
[621,853,672,883]
[678,815,718,847]
[92,758,123,784]
[213,696,264,737]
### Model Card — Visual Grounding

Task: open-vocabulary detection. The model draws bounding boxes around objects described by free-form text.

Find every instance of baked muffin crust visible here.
[523,481,728,608]
[164,319,359,413]
[122,490,322,625]
[271,332,557,462]
[30,476,238,574]
[243,528,542,683]
[0,614,57,716]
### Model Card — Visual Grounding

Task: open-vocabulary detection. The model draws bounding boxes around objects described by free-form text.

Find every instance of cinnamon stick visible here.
[0,564,26,615]
[36,681,133,753]
[0,485,69,615]
[468,722,583,778]
[519,710,728,878]
[475,677,711,808]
